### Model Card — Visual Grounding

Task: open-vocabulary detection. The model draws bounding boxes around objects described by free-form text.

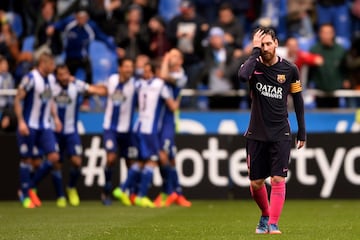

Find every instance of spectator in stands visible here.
[287,0,316,50]
[213,2,245,57]
[158,0,181,22]
[34,0,63,60]
[316,0,351,49]
[0,9,23,39]
[0,56,17,133]
[132,0,159,24]
[88,0,122,38]
[46,7,119,111]
[148,15,172,60]
[281,37,323,83]
[56,0,89,19]
[351,0,360,39]
[344,36,360,107]
[221,0,254,31]
[20,0,43,37]
[253,0,288,44]
[200,27,241,109]
[194,0,220,24]
[167,0,208,92]
[0,55,15,109]
[277,37,323,109]
[0,17,20,73]
[0,15,34,85]
[114,4,150,60]
[309,23,350,108]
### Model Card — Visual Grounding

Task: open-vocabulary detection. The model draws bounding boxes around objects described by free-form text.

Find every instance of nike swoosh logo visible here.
[254,71,264,75]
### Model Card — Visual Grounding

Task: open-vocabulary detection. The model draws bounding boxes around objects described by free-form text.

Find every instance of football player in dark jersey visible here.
[238,27,306,234]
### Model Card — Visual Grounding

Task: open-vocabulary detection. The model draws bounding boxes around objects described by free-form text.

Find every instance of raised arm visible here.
[165,98,179,112]
[159,52,175,85]
[238,30,265,82]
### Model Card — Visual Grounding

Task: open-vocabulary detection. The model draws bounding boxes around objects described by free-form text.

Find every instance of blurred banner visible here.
[1,133,360,200]
[77,111,360,134]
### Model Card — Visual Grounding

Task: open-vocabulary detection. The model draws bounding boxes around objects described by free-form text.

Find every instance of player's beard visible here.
[261,49,276,64]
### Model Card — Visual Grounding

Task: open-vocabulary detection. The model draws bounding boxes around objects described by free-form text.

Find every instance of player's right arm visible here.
[165,98,179,112]
[159,52,176,85]
[86,83,108,96]
[14,86,29,136]
[238,29,265,82]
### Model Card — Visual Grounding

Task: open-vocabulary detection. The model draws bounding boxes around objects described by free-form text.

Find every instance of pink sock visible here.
[269,181,286,225]
[250,184,269,217]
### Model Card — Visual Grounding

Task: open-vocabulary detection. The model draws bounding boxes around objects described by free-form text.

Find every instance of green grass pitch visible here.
[0,200,359,240]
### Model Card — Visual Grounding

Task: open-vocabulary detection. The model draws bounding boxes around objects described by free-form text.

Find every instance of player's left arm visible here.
[161,85,179,112]
[291,67,306,149]
[165,97,179,112]
[51,100,62,133]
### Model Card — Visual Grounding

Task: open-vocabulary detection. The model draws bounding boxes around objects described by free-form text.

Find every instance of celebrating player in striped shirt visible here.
[14,53,61,208]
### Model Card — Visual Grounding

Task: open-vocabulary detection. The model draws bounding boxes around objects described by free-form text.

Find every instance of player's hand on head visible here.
[253,29,265,49]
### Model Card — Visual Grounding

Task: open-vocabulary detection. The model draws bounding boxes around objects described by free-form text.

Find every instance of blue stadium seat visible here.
[89,40,117,84]
[22,35,35,52]
[7,12,23,38]
[297,36,316,51]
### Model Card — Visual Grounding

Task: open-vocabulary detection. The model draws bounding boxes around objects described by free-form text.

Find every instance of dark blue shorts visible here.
[134,132,160,161]
[103,130,136,159]
[246,139,291,180]
[56,132,82,162]
[17,128,59,158]
[159,123,176,160]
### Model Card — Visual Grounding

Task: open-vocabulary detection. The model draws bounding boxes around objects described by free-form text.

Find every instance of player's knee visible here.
[47,152,60,163]
[146,160,157,168]
[159,151,169,166]
[106,153,116,166]
[271,176,285,184]
[53,161,62,170]
[71,156,82,167]
[250,179,265,191]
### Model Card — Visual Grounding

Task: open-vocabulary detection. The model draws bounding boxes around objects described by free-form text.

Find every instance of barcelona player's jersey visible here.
[239,48,304,141]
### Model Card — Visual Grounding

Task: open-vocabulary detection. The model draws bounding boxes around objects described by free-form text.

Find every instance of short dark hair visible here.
[219,2,233,12]
[144,62,156,74]
[0,54,6,63]
[117,58,133,67]
[55,63,68,75]
[253,26,278,41]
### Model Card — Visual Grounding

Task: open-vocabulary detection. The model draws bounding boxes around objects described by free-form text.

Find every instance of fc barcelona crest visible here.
[277,74,286,83]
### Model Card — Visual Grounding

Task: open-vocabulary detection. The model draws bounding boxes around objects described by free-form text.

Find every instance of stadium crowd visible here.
[1,0,360,112]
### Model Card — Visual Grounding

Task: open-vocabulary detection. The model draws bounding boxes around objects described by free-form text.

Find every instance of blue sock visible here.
[31,160,53,188]
[52,170,65,198]
[121,163,140,192]
[138,166,154,197]
[19,162,32,198]
[170,167,182,194]
[104,166,113,195]
[130,169,141,195]
[160,164,172,194]
[68,167,80,188]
